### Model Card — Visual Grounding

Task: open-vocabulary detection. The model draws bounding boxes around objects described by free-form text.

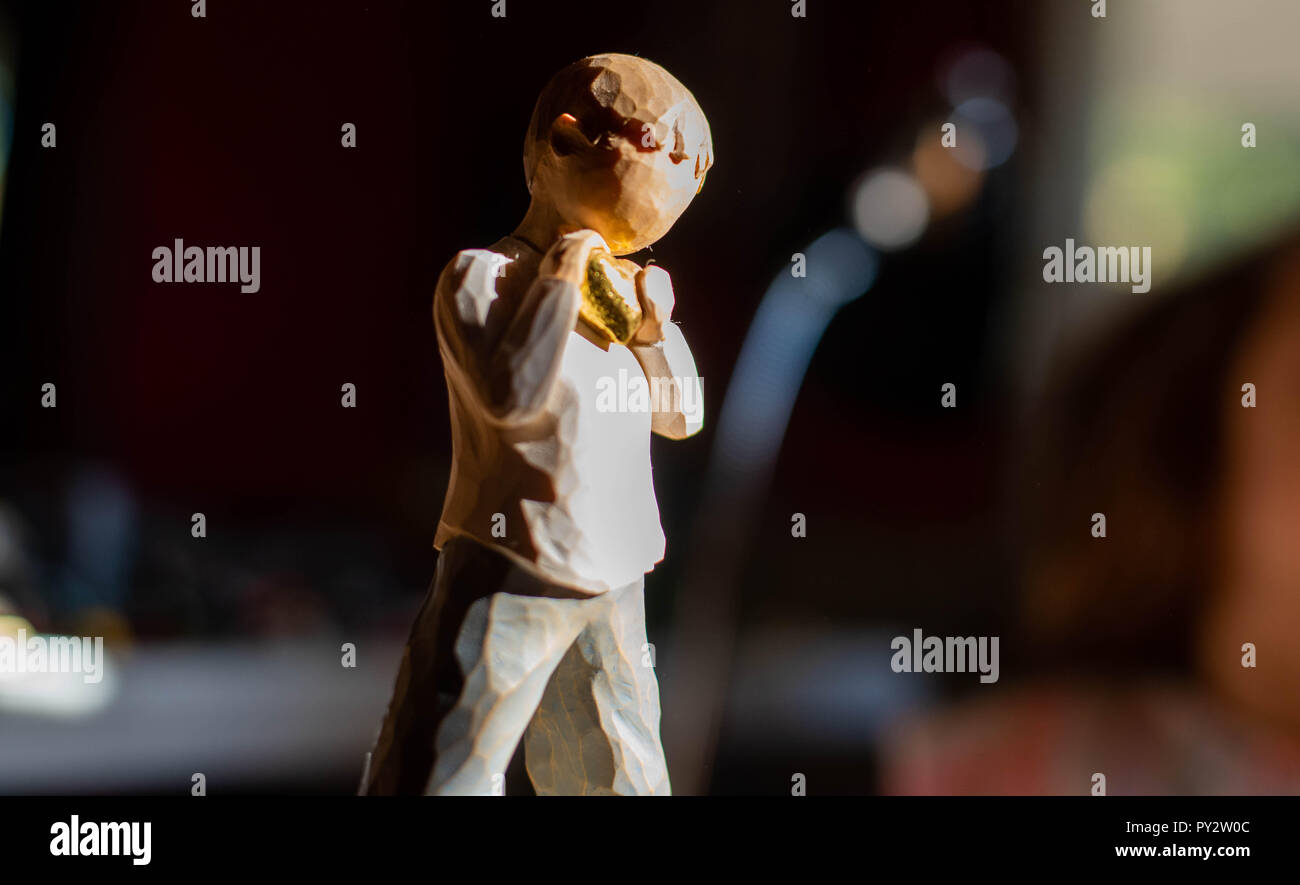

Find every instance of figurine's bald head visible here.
[523,53,713,255]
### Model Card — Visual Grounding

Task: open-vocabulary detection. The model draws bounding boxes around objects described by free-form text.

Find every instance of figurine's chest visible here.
[556,331,652,435]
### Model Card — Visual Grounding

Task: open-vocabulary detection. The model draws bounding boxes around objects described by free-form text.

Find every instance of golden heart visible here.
[580,250,643,345]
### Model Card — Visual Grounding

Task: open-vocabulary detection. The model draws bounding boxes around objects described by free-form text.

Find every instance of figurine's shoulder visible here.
[438,247,502,289]
[435,246,508,329]
[440,237,540,290]
[436,237,545,334]
[443,236,534,271]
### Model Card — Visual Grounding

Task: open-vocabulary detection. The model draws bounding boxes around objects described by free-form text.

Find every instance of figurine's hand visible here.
[539,229,609,286]
[631,265,675,345]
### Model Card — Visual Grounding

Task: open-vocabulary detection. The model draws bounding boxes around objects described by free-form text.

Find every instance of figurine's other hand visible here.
[631,265,675,345]
[540,229,608,286]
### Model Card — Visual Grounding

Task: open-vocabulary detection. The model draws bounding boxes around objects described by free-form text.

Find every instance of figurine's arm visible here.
[629,266,704,439]
[434,231,604,427]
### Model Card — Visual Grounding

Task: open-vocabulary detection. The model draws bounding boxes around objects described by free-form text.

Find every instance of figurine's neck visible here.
[512,199,569,253]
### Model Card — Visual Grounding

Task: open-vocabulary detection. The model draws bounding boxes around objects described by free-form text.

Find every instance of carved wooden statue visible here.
[361,53,713,796]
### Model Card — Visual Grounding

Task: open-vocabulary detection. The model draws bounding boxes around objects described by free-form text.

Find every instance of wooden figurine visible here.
[361,53,713,796]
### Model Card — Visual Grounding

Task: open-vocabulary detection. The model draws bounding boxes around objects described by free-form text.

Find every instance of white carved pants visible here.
[428,575,671,796]
[362,537,670,796]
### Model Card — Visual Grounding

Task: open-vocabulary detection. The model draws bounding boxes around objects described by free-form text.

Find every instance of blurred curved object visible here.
[662,229,877,794]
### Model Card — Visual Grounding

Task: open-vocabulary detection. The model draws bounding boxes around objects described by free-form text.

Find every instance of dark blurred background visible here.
[2,0,1298,795]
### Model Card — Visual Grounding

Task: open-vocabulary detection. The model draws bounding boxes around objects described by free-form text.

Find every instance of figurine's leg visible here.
[425,587,590,795]
[362,540,478,796]
[362,537,590,796]
[524,579,671,795]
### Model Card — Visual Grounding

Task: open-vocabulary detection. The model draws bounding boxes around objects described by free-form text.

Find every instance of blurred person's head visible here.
[1019,229,1300,732]
[1200,247,1300,731]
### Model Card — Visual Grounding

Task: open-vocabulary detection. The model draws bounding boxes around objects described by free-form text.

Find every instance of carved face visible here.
[525,55,714,255]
